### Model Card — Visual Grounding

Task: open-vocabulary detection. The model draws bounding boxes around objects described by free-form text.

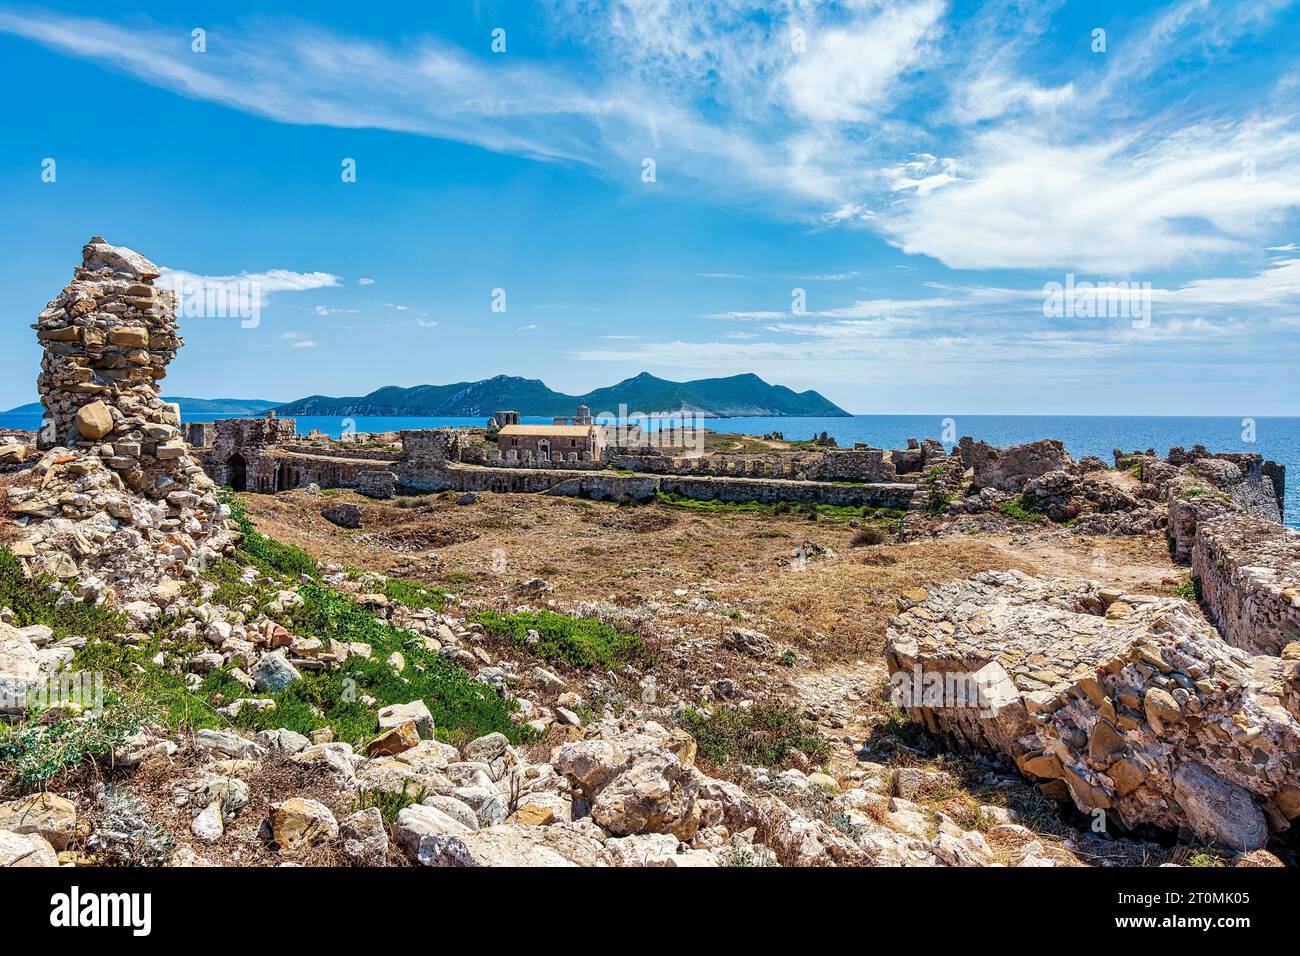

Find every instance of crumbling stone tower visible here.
[32,237,197,498]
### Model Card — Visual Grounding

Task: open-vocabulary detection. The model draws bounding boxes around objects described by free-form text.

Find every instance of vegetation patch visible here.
[681,703,829,768]
[226,493,319,578]
[0,547,127,642]
[850,526,890,548]
[382,577,449,612]
[1000,495,1047,523]
[656,492,865,522]
[0,704,144,794]
[353,782,427,828]
[471,608,647,671]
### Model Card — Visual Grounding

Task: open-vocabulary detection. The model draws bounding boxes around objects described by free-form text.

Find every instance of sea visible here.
[3,410,1295,526]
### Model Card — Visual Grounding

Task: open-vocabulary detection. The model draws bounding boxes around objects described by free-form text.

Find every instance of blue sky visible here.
[2,0,1299,415]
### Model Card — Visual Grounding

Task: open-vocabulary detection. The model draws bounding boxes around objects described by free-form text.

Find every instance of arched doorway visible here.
[227,453,247,492]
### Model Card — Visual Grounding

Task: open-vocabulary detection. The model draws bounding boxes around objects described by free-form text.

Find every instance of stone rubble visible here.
[885,571,1300,850]
[6,238,234,606]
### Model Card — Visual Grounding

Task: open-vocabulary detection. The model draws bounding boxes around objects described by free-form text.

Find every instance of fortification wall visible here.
[400,463,916,508]
[1192,513,1300,657]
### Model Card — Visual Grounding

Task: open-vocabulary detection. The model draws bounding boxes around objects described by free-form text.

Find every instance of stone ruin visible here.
[5,238,232,604]
[886,571,1300,850]
[1193,514,1300,657]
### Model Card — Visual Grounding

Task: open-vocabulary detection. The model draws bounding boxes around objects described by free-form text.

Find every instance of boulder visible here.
[251,651,301,693]
[1173,763,1269,852]
[378,700,435,739]
[73,401,114,440]
[268,798,339,851]
[322,503,362,529]
[339,808,389,864]
[0,830,59,867]
[0,793,80,851]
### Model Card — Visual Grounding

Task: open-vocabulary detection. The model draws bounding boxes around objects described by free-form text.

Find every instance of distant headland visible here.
[268,372,850,418]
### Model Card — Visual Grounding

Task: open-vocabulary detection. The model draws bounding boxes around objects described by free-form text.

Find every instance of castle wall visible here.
[1192,513,1300,657]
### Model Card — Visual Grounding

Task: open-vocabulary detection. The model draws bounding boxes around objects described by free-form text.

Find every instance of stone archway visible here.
[227,453,247,492]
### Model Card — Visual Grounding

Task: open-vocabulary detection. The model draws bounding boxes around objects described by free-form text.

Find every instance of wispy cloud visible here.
[4,0,1299,280]
[156,265,339,311]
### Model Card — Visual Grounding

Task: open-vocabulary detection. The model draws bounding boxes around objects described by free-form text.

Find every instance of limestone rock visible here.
[339,808,389,864]
[0,793,80,851]
[73,401,114,440]
[268,798,339,850]
[0,830,59,867]
[885,571,1300,846]
[1172,763,1269,852]
[379,700,435,739]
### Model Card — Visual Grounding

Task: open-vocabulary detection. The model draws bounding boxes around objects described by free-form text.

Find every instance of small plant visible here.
[830,812,864,841]
[925,492,954,516]
[0,703,143,793]
[681,703,829,768]
[1171,577,1201,601]
[1001,495,1046,523]
[780,649,797,667]
[850,526,888,548]
[471,609,647,670]
[383,577,449,612]
[353,782,427,828]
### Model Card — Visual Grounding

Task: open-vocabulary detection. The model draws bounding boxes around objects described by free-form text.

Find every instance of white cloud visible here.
[880,122,1300,271]
[357,277,375,285]
[780,0,945,124]
[5,1,1299,277]
[292,339,318,348]
[156,266,340,311]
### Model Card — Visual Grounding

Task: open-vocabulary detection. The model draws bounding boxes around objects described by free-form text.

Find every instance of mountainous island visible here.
[3,396,279,417]
[271,372,850,418]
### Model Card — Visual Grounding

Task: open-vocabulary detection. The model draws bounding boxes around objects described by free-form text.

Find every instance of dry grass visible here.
[240,490,1187,665]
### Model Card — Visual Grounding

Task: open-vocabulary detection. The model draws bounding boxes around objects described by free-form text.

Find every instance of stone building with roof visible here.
[496,422,604,463]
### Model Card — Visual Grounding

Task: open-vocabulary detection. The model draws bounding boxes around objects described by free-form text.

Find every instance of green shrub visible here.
[471,609,647,671]
[224,493,318,578]
[925,492,954,516]
[0,547,127,642]
[353,782,427,828]
[0,702,143,793]
[1001,495,1046,523]
[680,703,828,768]
[383,577,449,612]
[1172,577,1201,601]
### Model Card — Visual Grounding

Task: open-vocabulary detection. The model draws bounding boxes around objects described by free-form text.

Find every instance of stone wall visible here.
[31,238,196,496]
[206,417,298,492]
[1193,514,1300,656]
[399,462,917,508]
[9,238,233,601]
[808,448,895,482]
[885,572,1300,849]
[399,428,464,466]
[958,437,1073,493]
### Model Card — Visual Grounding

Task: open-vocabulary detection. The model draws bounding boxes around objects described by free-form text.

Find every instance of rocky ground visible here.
[6,237,1289,868]
[6,476,1268,868]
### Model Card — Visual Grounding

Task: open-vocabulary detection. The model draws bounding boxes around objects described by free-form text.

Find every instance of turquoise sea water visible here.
[3,411,1295,525]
